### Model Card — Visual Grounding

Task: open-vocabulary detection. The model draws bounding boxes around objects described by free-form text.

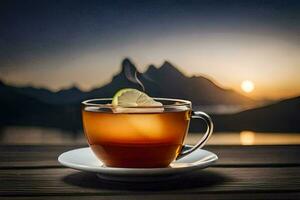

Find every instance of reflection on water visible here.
[1,126,300,145]
[187,131,300,145]
[240,131,255,145]
[0,126,86,145]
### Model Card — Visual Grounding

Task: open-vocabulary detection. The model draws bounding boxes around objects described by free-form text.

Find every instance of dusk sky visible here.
[0,0,300,100]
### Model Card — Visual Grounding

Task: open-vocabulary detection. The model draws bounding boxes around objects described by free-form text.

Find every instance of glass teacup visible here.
[82,98,213,168]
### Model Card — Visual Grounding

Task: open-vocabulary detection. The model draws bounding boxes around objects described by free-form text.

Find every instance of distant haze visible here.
[0,0,300,100]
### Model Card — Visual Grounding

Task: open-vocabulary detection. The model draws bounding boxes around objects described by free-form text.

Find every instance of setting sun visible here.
[241,80,255,93]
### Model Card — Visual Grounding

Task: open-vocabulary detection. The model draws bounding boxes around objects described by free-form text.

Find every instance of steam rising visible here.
[123,60,145,91]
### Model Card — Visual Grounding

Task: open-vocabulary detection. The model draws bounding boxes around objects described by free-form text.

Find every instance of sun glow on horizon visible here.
[241,80,255,93]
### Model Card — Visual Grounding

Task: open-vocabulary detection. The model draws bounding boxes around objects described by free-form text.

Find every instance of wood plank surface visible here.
[2,193,300,200]
[1,145,300,168]
[0,167,299,196]
[1,145,298,199]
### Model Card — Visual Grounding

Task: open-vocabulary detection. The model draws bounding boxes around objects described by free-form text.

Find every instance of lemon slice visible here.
[112,88,163,113]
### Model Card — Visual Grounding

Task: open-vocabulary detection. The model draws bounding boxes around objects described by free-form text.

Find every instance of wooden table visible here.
[1,145,300,199]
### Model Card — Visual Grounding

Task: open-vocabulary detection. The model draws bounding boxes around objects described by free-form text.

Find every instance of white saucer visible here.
[58,146,218,182]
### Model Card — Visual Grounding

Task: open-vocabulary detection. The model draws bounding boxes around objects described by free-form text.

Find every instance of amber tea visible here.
[82,107,191,167]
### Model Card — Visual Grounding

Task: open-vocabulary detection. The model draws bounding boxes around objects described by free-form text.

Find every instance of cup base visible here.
[90,143,181,168]
[102,160,171,168]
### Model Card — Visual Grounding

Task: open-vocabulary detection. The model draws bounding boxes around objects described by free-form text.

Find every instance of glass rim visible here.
[81,98,191,108]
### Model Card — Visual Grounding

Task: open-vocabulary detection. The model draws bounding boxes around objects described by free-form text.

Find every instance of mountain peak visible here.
[69,85,81,92]
[161,61,179,70]
[162,61,173,67]
[121,58,137,72]
[148,64,157,70]
[145,64,158,74]
[57,84,82,94]
[159,61,184,77]
[113,58,143,87]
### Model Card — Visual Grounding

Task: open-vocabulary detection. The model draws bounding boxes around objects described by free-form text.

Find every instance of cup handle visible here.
[176,111,214,160]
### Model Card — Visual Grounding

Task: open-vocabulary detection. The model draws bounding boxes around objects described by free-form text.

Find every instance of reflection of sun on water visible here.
[240,131,255,145]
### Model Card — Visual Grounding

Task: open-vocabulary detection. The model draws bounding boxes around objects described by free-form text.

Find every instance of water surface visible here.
[1,126,300,145]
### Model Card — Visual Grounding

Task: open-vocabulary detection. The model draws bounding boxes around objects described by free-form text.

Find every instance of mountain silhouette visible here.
[0,58,298,132]
[86,58,255,106]
[211,96,300,132]
[141,61,254,105]
[0,81,81,130]
[11,84,84,104]
[6,58,254,106]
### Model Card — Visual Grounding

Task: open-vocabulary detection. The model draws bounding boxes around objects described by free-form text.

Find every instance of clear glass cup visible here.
[82,98,213,168]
